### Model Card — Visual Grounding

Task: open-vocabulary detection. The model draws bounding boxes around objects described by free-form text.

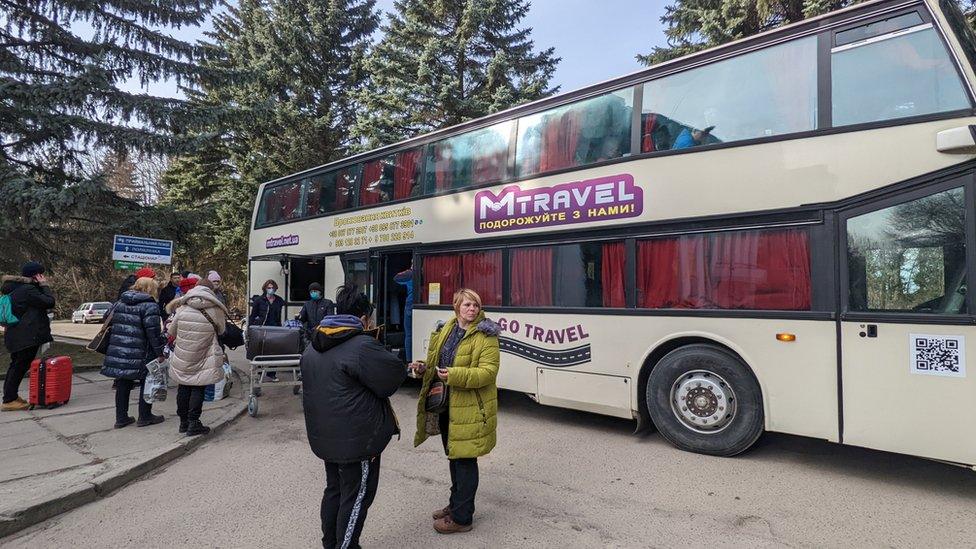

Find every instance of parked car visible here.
[71,302,112,324]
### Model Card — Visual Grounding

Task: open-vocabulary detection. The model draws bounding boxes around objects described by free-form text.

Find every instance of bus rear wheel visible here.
[646,344,763,457]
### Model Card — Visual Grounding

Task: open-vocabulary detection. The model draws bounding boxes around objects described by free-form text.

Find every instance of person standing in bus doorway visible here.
[408,288,500,534]
[1,262,56,412]
[298,282,335,338]
[249,279,285,380]
[301,284,406,549]
[393,265,414,361]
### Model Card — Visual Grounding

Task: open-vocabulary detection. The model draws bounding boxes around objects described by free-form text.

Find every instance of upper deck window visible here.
[427,121,512,193]
[641,36,818,153]
[257,180,304,226]
[832,23,971,126]
[515,89,634,177]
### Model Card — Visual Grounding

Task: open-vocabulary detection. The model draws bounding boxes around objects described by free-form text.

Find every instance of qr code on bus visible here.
[909,334,966,378]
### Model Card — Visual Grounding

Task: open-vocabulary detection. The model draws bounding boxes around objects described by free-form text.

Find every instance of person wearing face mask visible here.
[249,279,286,380]
[249,279,284,328]
[298,283,335,338]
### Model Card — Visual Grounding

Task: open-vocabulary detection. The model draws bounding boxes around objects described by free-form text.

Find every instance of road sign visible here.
[114,260,144,270]
[112,235,173,265]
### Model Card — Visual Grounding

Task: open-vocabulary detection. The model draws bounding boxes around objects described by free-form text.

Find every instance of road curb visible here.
[0,401,246,540]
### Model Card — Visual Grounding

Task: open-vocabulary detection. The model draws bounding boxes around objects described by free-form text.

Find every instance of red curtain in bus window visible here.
[394,149,420,200]
[638,236,711,308]
[539,109,580,173]
[709,229,811,310]
[755,229,811,310]
[280,183,301,220]
[510,248,553,306]
[422,254,461,305]
[462,250,502,306]
[359,160,383,206]
[305,181,320,215]
[335,170,351,210]
[642,113,657,152]
[601,242,626,307]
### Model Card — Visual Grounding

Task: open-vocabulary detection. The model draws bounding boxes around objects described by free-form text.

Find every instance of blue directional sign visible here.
[112,235,173,265]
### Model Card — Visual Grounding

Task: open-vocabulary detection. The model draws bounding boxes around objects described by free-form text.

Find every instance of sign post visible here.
[112,235,173,265]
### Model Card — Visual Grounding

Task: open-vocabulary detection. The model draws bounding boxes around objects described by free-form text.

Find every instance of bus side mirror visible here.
[936,125,976,154]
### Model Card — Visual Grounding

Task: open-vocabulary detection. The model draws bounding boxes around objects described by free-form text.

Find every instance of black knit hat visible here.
[309,282,323,292]
[21,261,45,278]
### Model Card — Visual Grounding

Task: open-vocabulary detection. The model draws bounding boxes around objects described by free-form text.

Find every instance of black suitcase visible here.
[246,326,303,359]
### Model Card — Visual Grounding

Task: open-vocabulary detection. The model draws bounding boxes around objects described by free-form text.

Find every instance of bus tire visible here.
[646,344,763,457]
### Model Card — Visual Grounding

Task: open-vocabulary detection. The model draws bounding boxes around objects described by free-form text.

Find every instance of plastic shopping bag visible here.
[204,362,233,402]
[143,358,169,404]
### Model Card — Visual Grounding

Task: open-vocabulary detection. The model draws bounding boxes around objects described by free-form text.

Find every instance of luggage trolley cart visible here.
[247,354,302,417]
[245,324,306,417]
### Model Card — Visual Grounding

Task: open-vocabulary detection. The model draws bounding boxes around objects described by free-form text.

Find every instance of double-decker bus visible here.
[248,0,976,465]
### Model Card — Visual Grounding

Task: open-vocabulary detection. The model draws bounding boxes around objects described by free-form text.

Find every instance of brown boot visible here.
[432,506,450,520]
[433,516,472,534]
[1,400,30,412]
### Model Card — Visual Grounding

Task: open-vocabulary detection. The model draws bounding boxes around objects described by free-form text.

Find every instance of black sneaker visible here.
[136,414,165,427]
[179,421,188,434]
[114,416,135,429]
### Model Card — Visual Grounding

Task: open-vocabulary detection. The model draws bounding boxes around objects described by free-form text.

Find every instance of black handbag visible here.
[424,380,449,414]
[219,321,245,349]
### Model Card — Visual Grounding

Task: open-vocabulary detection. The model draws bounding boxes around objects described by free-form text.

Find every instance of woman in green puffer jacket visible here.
[409,288,500,535]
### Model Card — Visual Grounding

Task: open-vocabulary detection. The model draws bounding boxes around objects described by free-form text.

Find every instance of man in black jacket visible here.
[300,284,405,549]
[298,282,335,337]
[2,262,56,411]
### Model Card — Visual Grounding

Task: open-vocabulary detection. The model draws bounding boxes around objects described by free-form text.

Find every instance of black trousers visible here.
[3,345,38,403]
[321,457,381,549]
[439,411,479,526]
[176,385,206,423]
[115,376,151,422]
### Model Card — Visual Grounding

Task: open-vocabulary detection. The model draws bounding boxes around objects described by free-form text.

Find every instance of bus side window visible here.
[846,187,967,314]
[832,22,971,126]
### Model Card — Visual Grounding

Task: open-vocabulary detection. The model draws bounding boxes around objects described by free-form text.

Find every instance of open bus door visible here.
[340,249,413,361]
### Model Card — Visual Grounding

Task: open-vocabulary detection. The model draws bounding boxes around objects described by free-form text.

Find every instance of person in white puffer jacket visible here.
[166,278,227,436]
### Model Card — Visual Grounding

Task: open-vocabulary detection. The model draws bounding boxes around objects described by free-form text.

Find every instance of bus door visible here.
[374,250,413,361]
[340,250,413,360]
[839,177,976,465]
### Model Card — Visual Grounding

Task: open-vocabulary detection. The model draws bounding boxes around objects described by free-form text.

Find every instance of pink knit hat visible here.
[207,270,221,282]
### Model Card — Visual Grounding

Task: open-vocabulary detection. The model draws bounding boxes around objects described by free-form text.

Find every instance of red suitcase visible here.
[29,356,73,409]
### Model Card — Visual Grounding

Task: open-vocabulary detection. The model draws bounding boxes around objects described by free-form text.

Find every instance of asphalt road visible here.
[5,382,976,548]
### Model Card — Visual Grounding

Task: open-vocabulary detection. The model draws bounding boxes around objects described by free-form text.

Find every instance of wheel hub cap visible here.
[670,370,737,434]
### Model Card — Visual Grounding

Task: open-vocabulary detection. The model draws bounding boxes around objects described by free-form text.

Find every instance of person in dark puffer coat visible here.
[100,277,167,428]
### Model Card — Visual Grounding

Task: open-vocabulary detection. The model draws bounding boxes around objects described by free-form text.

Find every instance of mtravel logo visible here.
[495,317,592,367]
[265,234,300,249]
[474,173,643,233]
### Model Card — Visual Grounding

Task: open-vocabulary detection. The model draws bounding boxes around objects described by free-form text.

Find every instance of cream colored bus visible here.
[249,0,976,465]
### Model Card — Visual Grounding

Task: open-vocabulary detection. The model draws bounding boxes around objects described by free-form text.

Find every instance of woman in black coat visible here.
[248,279,286,380]
[100,278,167,428]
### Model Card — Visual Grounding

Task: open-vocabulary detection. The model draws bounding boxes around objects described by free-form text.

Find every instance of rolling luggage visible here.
[29,356,73,409]
[246,325,303,359]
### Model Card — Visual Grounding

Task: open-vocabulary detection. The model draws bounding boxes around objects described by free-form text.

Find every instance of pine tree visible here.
[638,0,857,66]
[352,0,560,149]
[163,0,380,256]
[0,0,216,179]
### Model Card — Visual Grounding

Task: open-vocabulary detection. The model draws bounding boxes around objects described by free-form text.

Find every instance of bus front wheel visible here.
[646,344,763,457]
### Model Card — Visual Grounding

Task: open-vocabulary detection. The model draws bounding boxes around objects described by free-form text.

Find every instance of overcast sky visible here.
[121,0,670,98]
